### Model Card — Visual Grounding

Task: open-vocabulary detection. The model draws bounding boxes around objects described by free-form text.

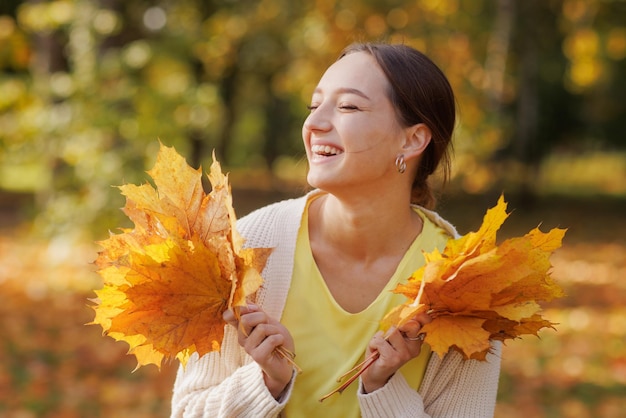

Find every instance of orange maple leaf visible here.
[89,143,271,369]
[382,195,566,360]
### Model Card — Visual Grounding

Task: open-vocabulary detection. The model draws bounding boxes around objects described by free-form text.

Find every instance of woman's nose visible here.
[303,106,332,133]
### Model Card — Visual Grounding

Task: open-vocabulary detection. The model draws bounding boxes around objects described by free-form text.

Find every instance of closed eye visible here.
[307,103,360,112]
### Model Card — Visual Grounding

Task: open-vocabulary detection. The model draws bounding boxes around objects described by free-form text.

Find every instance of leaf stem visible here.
[276,346,302,374]
[335,350,380,383]
[319,352,379,402]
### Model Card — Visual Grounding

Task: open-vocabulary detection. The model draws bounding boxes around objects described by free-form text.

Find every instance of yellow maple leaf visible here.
[89,143,270,369]
[381,195,566,360]
[106,237,229,355]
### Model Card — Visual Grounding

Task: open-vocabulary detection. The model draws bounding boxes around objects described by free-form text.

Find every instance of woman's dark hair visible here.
[339,43,456,209]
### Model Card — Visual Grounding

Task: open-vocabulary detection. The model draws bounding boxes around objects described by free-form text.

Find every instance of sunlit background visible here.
[0,0,624,417]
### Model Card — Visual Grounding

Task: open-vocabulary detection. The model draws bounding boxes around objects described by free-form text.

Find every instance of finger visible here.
[223,309,237,327]
[396,331,425,358]
[368,333,397,368]
[367,330,385,349]
[382,329,408,354]
[372,332,411,372]
[401,332,425,343]
[388,328,425,357]
[234,303,260,319]
[224,303,259,326]
[244,324,285,354]
[414,311,432,325]
[398,319,422,338]
[400,312,431,330]
[386,328,409,351]
[239,311,269,337]
[254,334,286,360]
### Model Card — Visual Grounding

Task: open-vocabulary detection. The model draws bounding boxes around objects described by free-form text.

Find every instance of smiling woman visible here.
[170,43,501,418]
[306,44,455,212]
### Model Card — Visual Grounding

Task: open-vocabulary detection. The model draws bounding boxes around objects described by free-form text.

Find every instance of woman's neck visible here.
[308,192,423,263]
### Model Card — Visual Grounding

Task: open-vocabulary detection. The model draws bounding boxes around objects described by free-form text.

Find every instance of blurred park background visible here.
[0,0,625,417]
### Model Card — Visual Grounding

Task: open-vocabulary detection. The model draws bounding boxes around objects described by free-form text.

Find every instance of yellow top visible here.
[281,198,451,417]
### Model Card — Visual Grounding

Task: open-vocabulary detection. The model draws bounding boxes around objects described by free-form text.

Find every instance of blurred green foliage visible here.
[0,0,625,238]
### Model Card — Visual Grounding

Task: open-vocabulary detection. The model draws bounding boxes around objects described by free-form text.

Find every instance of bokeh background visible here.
[1,0,625,417]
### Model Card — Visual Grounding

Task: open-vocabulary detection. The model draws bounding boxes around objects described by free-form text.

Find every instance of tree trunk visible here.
[513,1,542,207]
[216,66,238,164]
[484,0,514,110]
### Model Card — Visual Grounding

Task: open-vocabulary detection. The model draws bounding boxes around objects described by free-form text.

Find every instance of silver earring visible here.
[395,154,406,174]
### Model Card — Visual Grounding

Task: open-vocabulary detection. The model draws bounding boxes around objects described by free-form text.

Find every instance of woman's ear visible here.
[402,123,432,161]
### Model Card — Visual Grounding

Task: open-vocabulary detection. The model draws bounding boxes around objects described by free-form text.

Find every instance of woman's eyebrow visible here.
[312,87,371,100]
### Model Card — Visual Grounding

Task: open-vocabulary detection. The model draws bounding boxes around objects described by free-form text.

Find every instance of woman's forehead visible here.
[315,52,389,96]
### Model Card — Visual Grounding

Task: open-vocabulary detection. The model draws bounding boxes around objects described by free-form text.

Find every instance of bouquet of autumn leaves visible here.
[382,196,566,360]
[89,143,274,369]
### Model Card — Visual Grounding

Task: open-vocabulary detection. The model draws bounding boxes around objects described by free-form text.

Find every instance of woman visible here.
[171,43,501,417]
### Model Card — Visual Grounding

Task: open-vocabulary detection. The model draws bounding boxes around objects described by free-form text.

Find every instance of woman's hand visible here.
[223,304,295,399]
[361,311,432,394]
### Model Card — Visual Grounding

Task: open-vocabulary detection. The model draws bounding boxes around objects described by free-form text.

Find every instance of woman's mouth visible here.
[311,144,343,157]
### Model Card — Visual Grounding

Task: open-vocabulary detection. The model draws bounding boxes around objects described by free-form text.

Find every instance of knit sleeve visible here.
[358,372,431,418]
[170,327,293,418]
[357,341,501,418]
[421,341,502,417]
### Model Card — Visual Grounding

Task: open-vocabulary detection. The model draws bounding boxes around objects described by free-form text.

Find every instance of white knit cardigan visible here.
[171,191,501,417]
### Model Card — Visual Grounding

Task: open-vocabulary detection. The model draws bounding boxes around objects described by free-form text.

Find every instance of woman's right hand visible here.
[223,304,295,399]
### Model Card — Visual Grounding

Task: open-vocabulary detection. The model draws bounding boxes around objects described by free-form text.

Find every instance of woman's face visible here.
[302,52,407,194]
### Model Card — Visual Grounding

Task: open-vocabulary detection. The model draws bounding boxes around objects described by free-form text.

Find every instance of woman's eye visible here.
[306,103,359,112]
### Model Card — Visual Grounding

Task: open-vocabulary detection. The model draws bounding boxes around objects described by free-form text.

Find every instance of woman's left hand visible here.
[361,311,432,394]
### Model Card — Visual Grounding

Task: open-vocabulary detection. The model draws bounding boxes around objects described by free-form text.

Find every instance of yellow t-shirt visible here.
[281,200,451,417]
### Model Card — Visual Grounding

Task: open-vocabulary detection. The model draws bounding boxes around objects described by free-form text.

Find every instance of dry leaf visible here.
[382,195,566,360]
[89,143,271,369]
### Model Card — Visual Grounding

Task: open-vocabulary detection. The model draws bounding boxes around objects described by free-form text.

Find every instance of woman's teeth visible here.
[311,145,342,156]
